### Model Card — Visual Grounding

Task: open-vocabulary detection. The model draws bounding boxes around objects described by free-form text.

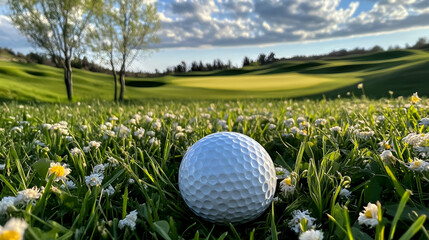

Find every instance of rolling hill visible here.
[0,49,428,102]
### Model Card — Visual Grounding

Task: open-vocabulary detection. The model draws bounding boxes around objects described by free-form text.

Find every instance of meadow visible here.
[0,49,428,101]
[0,94,428,239]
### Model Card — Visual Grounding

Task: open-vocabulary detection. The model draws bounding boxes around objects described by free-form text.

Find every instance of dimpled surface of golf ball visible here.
[178,132,276,223]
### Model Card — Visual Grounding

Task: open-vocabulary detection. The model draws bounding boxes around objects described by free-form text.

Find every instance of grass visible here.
[0,49,428,102]
[0,96,428,239]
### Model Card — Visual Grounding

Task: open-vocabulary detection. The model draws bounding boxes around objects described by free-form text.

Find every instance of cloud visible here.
[0,15,33,51]
[1,0,428,51]
[155,0,429,48]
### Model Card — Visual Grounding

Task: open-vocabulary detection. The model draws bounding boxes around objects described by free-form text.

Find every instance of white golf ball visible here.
[178,132,277,223]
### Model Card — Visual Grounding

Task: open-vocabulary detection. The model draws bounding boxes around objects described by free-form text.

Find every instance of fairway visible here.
[0,49,428,101]
[173,73,347,91]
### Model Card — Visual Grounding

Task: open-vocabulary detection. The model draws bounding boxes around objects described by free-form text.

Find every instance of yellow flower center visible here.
[50,165,65,177]
[0,230,21,240]
[413,161,421,168]
[284,177,292,186]
[364,210,372,218]
[302,130,307,135]
[385,144,391,150]
[411,96,420,104]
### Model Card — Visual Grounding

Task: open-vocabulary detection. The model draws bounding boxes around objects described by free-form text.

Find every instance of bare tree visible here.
[9,0,101,100]
[89,0,160,101]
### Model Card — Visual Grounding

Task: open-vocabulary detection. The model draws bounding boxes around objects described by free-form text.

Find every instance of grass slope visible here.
[0,49,428,101]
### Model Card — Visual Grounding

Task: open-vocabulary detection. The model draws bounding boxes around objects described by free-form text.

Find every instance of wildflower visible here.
[358,202,379,228]
[118,210,138,230]
[107,157,119,167]
[289,210,316,233]
[419,118,429,127]
[357,83,363,89]
[70,147,83,157]
[411,92,421,104]
[175,132,185,139]
[284,118,295,128]
[0,196,16,214]
[380,150,395,163]
[389,90,394,96]
[128,119,137,125]
[275,167,290,179]
[236,116,244,122]
[0,164,5,170]
[48,162,71,182]
[299,229,324,240]
[60,180,77,190]
[152,120,162,131]
[314,119,327,126]
[330,126,342,134]
[297,117,306,124]
[104,185,115,196]
[149,137,160,146]
[129,178,135,184]
[109,116,118,121]
[88,141,101,149]
[268,124,276,130]
[83,146,90,153]
[15,186,41,204]
[103,130,116,139]
[64,136,73,142]
[114,125,130,138]
[406,158,429,172]
[0,218,28,240]
[134,128,145,139]
[92,164,106,174]
[280,176,295,196]
[339,189,351,199]
[85,172,104,187]
[146,130,155,137]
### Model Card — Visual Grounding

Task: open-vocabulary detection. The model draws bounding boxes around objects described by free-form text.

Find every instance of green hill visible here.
[0,49,428,102]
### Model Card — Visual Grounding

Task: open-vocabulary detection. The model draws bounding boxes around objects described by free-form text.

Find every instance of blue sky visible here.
[1,0,429,72]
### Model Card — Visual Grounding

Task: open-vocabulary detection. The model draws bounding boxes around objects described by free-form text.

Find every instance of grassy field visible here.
[0,96,428,239]
[0,49,428,102]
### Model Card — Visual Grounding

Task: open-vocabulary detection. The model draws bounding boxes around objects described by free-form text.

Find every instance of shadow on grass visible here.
[126,80,166,88]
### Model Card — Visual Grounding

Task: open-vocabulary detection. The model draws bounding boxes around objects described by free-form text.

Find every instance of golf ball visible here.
[178,132,276,223]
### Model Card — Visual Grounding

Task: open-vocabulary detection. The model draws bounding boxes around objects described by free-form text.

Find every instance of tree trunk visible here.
[64,59,73,101]
[119,71,125,101]
[113,71,118,101]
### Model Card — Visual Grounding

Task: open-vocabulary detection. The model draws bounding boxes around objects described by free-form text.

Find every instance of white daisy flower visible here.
[358,202,379,228]
[15,186,42,204]
[299,229,324,240]
[0,218,28,240]
[48,162,71,182]
[85,173,104,187]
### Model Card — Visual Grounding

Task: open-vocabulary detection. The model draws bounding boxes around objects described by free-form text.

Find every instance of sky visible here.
[0,0,429,72]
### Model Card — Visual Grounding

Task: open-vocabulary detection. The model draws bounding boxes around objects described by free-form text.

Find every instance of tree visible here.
[87,0,120,101]
[90,0,160,101]
[242,56,250,67]
[8,0,101,101]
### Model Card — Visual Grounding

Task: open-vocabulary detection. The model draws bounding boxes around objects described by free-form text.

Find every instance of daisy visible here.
[358,202,379,228]
[406,158,429,172]
[299,229,324,240]
[48,162,71,182]
[411,92,421,104]
[0,218,28,240]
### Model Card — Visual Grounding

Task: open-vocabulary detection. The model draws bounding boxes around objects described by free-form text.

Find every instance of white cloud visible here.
[155,0,429,48]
